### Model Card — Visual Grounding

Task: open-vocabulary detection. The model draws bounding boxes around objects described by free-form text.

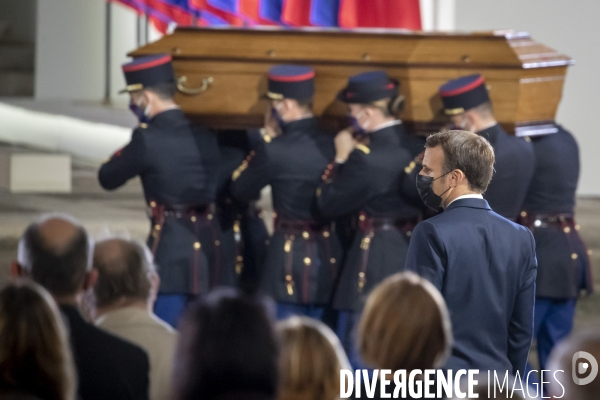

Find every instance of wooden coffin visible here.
[129,27,573,135]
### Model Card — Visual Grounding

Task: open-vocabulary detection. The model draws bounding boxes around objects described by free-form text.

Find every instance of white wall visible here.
[455,0,600,196]
[35,0,160,103]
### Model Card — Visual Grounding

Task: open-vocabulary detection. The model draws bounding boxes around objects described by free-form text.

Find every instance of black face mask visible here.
[416,171,452,211]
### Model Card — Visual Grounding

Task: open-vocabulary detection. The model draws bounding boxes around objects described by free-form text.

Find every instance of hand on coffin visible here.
[334,128,358,163]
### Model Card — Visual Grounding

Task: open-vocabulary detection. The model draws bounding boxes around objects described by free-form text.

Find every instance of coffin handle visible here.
[177,76,214,95]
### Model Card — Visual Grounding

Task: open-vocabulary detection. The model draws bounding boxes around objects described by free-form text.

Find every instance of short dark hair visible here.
[294,97,313,111]
[146,81,177,100]
[93,238,154,308]
[19,215,91,297]
[173,289,279,400]
[425,130,495,193]
[471,101,493,118]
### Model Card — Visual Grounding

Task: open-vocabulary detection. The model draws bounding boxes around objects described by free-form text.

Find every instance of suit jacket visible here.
[318,123,425,311]
[231,118,339,304]
[98,109,226,294]
[479,124,534,220]
[405,198,537,376]
[522,125,592,298]
[60,305,149,400]
[96,308,178,400]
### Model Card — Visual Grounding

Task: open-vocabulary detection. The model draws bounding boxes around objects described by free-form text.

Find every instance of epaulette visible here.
[231,150,256,181]
[355,144,370,155]
[404,151,424,174]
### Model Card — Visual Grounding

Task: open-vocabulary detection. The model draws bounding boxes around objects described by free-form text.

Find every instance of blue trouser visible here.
[526,297,577,385]
[154,294,194,328]
[276,303,324,320]
[337,310,366,370]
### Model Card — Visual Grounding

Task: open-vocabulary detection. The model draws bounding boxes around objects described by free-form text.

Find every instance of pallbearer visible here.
[439,74,535,220]
[98,54,223,327]
[519,124,593,372]
[231,65,339,319]
[316,71,425,364]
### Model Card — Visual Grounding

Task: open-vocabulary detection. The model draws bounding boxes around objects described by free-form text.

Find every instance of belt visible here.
[356,212,421,293]
[518,212,577,231]
[147,201,218,294]
[275,217,336,302]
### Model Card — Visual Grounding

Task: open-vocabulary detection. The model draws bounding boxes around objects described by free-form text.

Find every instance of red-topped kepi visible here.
[438,74,490,115]
[119,54,175,94]
[265,65,315,100]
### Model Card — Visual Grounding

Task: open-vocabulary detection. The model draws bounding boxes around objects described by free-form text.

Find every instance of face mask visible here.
[271,104,286,131]
[416,171,453,211]
[129,97,150,124]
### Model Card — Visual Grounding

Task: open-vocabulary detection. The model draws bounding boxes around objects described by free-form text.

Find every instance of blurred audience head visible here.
[0,281,76,400]
[548,329,600,400]
[173,288,279,400]
[13,213,95,303]
[358,272,452,371]
[277,316,350,400]
[92,237,159,317]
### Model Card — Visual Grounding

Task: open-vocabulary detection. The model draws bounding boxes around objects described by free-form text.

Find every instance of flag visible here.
[198,10,230,25]
[239,0,278,25]
[310,0,339,26]
[259,0,284,24]
[189,0,245,25]
[339,0,422,30]
[139,0,194,25]
[281,0,311,26]
[111,0,174,33]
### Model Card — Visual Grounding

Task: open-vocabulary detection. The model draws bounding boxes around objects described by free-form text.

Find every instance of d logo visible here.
[572,351,598,386]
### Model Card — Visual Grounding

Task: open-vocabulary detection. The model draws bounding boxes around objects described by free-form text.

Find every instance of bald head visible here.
[548,330,600,400]
[18,214,91,298]
[93,238,154,309]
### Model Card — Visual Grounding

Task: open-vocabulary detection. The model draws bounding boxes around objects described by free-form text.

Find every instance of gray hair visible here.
[92,237,156,308]
[425,130,495,193]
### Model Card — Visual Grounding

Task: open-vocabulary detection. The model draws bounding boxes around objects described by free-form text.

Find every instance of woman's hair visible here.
[358,272,452,372]
[172,288,279,400]
[0,281,76,400]
[365,95,405,118]
[277,317,350,400]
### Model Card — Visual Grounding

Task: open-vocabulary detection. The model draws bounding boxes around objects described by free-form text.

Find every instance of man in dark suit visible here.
[12,214,149,400]
[520,124,593,372]
[98,54,224,327]
[406,130,537,376]
[230,65,339,320]
[439,74,535,221]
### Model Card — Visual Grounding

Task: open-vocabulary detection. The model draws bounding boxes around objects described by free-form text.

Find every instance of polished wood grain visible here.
[129,27,573,134]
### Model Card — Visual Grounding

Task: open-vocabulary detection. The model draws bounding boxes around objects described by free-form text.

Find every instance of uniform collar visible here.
[370,121,402,146]
[282,116,318,134]
[477,123,505,145]
[149,108,186,126]
[371,119,402,132]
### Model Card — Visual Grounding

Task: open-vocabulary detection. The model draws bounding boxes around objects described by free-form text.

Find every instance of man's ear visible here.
[148,272,161,303]
[83,268,99,291]
[10,262,26,279]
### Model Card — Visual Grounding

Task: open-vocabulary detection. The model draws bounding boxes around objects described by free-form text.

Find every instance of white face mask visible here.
[356,109,371,131]
[137,96,151,117]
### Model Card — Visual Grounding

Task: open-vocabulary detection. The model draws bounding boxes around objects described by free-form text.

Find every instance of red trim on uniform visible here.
[268,71,315,82]
[123,55,172,72]
[439,76,485,97]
